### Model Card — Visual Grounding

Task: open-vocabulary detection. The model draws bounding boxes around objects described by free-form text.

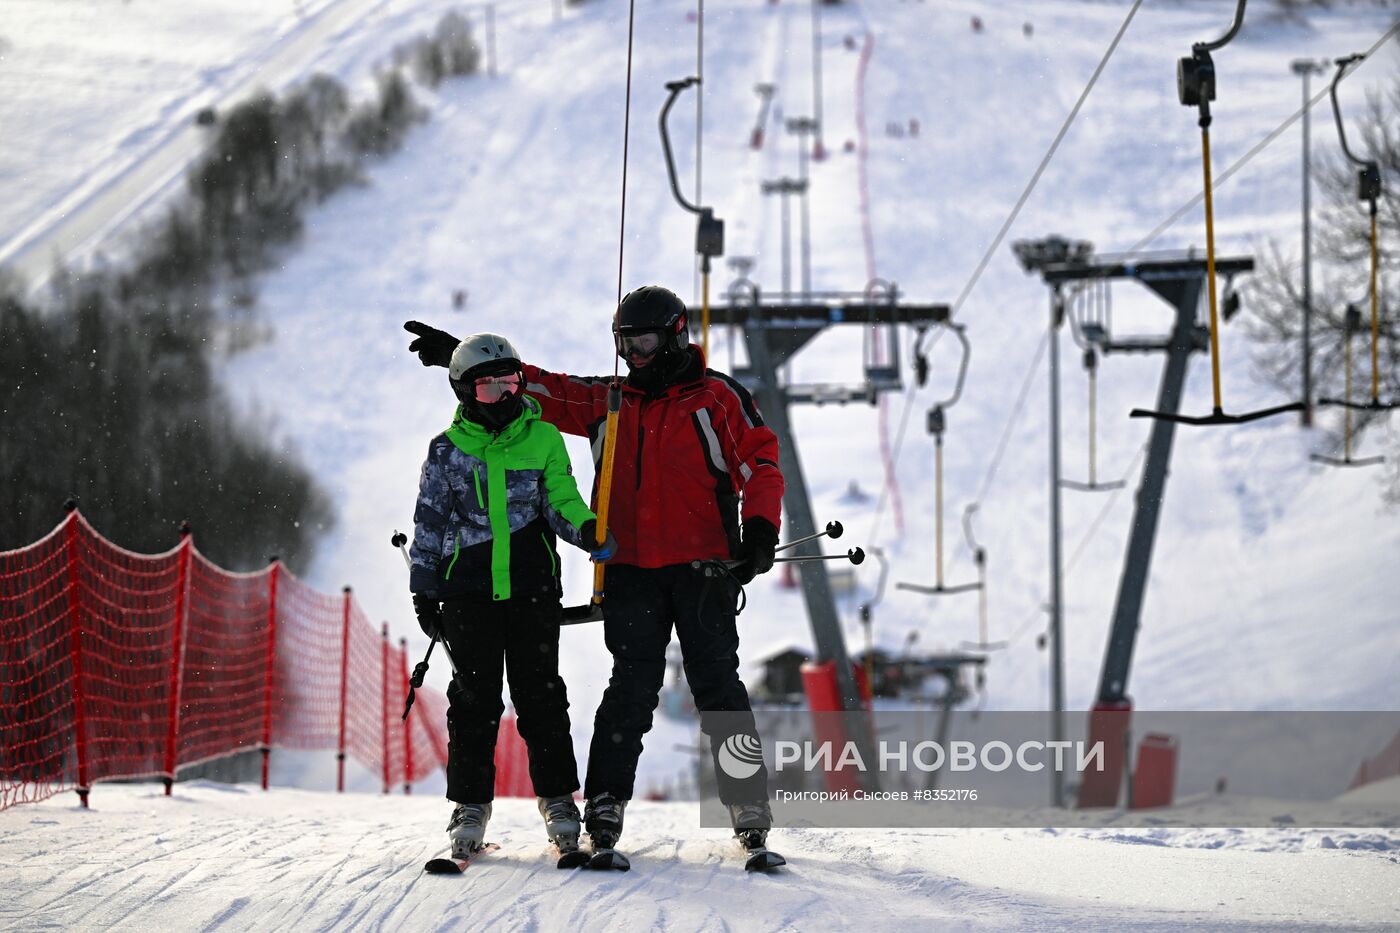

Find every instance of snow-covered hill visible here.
[6,1,1400,926]
[4,783,1397,930]
[5,0,1400,823]
[193,0,1400,745]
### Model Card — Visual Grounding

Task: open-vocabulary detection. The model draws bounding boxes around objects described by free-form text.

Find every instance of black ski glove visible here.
[413,594,443,638]
[404,321,460,368]
[732,517,779,585]
[579,519,619,562]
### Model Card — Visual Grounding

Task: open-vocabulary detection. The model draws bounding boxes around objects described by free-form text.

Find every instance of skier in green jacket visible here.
[409,332,615,861]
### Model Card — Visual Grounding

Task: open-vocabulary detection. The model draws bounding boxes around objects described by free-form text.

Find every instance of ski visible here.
[423,842,500,874]
[584,847,631,871]
[555,844,590,869]
[742,845,787,873]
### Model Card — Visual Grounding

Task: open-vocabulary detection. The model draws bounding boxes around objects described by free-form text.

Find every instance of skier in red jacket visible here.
[406,286,784,858]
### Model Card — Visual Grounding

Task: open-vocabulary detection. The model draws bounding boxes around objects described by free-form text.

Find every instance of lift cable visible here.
[866,0,1142,546]
[1127,17,1400,257]
[941,0,1144,327]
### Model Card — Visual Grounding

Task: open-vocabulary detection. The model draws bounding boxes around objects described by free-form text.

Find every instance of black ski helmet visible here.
[613,286,689,360]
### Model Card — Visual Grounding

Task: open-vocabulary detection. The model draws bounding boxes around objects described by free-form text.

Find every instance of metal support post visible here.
[1291,58,1328,427]
[744,318,879,791]
[809,0,825,159]
[761,178,807,301]
[1047,287,1067,809]
[786,117,817,298]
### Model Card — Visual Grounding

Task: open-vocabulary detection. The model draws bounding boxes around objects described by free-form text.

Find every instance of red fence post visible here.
[399,637,413,795]
[260,558,281,791]
[337,586,352,793]
[162,522,193,796]
[380,623,391,796]
[62,504,91,809]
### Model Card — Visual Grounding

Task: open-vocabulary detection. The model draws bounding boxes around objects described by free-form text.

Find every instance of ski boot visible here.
[582,792,630,871]
[728,801,786,872]
[446,802,492,859]
[539,795,588,868]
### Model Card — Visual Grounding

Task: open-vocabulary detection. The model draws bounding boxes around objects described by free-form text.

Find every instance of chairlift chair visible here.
[1131,0,1305,426]
[862,278,903,394]
[896,324,982,598]
[659,76,724,359]
[1313,303,1385,468]
[1317,53,1399,421]
[1063,280,1126,492]
[957,505,1007,654]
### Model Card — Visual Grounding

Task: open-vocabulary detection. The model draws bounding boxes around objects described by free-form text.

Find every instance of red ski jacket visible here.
[522,348,784,568]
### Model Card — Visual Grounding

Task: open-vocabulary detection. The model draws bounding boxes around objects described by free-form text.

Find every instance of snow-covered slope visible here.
[4,784,1397,930]
[5,2,1400,927]
[207,0,1400,744]
[4,0,1399,791]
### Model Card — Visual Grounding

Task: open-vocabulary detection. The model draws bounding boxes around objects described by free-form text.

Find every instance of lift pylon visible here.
[704,287,949,792]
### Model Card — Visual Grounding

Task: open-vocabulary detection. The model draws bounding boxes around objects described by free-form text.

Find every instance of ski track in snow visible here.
[4,785,1399,930]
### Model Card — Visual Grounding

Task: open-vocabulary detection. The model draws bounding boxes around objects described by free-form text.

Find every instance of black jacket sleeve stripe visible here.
[709,371,763,429]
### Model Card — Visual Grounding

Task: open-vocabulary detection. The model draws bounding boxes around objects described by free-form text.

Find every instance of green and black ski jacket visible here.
[409,396,595,602]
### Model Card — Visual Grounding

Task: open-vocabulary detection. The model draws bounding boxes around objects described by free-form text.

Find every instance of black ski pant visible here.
[585,563,769,805]
[441,592,579,804]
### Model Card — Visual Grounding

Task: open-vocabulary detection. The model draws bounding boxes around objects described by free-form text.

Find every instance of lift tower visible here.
[698,286,949,791]
[1022,244,1253,807]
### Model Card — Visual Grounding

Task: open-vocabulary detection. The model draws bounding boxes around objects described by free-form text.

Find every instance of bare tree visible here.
[1246,70,1400,503]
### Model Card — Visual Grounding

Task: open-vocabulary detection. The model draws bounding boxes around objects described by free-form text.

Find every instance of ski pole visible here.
[774,520,843,554]
[403,636,437,721]
[774,548,864,565]
[402,627,460,720]
[692,547,865,576]
[390,529,459,720]
[391,530,411,569]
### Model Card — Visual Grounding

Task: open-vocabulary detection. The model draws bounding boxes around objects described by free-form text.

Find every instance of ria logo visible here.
[717,733,764,779]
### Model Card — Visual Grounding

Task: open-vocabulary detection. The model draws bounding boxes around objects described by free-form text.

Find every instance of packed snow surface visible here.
[3,783,1398,930]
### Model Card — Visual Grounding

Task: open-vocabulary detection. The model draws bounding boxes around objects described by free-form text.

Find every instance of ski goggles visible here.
[472,372,523,402]
[618,331,663,359]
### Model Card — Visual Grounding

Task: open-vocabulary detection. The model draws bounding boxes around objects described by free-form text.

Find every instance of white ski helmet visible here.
[449,332,521,383]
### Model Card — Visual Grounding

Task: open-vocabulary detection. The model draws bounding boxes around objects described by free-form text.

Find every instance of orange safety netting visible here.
[0,508,527,810]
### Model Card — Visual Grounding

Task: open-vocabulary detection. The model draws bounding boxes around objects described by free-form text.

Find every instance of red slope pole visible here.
[260,559,281,791]
[380,623,391,795]
[399,637,413,795]
[337,586,352,793]
[162,523,193,796]
[63,505,90,809]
